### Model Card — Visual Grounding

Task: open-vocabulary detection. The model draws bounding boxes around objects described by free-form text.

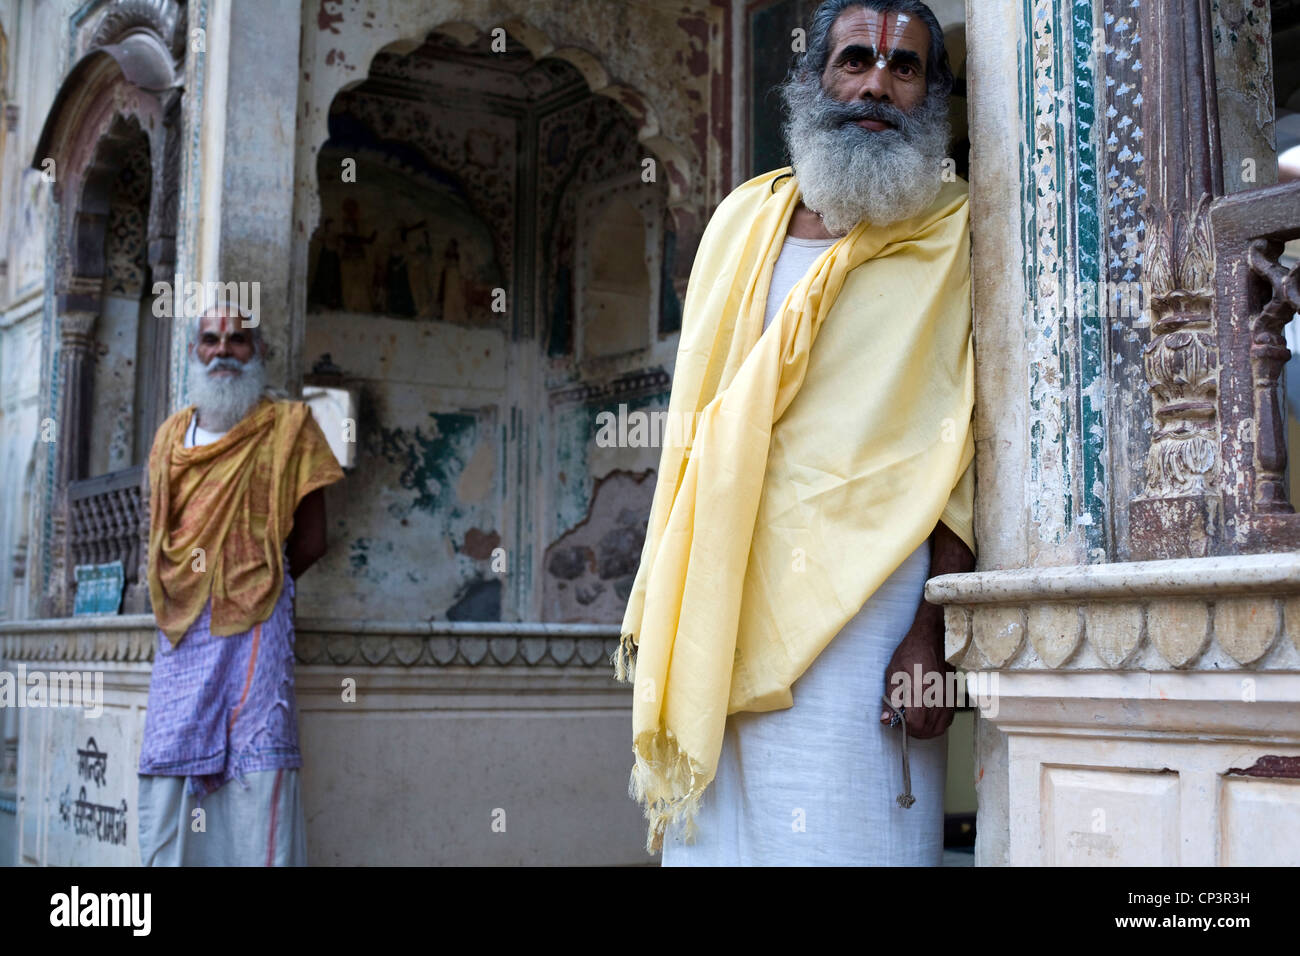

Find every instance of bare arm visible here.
[287,488,327,580]
[880,520,975,739]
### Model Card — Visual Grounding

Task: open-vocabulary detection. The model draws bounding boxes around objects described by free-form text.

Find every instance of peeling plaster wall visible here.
[0,302,42,621]
[296,314,507,620]
[295,26,683,624]
[543,468,654,622]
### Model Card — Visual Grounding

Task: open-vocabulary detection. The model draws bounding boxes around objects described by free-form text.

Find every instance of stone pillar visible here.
[44,308,97,617]
[208,0,303,394]
[950,0,1300,866]
[54,311,96,489]
[1127,1,1223,560]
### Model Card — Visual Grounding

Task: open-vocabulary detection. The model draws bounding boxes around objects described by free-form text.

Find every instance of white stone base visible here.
[979,671,1300,866]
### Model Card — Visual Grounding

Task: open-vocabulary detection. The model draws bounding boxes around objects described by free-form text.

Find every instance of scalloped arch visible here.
[340,17,692,209]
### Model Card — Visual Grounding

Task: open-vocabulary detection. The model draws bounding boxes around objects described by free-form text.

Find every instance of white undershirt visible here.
[184,415,228,448]
[762,234,838,332]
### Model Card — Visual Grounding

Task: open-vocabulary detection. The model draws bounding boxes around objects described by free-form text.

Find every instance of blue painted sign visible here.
[73,561,124,616]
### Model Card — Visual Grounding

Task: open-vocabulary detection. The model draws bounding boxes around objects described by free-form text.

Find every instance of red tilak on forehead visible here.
[879,12,890,53]
[218,315,229,333]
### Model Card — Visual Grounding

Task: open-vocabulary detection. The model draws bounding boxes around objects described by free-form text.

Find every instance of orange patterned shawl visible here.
[146,398,344,646]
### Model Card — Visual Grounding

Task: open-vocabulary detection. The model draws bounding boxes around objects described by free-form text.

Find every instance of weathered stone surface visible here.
[1215,597,1279,665]
[296,632,323,664]
[928,554,1300,672]
[430,637,458,665]
[360,635,392,664]
[459,636,489,665]
[392,636,424,665]
[489,637,518,665]
[971,606,1024,668]
[327,634,358,664]
[1147,598,1210,668]
[944,604,971,664]
[519,637,548,665]
[1027,603,1082,668]
[577,639,606,665]
[1084,602,1143,668]
[1286,596,1300,655]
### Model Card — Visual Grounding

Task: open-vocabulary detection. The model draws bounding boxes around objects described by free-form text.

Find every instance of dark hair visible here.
[796,0,954,97]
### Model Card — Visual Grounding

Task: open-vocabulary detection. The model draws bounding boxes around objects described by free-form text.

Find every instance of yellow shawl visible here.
[147,398,344,646]
[616,169,975,851]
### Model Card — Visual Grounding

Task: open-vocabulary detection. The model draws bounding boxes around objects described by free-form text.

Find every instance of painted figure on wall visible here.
[308,217,343,310]
[308,154,504,324]
[383,220,425,318]
[337,197,378,314]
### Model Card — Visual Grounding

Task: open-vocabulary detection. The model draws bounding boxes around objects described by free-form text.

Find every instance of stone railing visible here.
[1210,180,1300,553]
[0,613,157,663]
[927,553,1300,671]
[65,465,147,611]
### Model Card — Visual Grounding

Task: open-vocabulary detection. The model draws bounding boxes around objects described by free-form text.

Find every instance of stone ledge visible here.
[0,616,622,667]
[926,555,1300,671]
[925,553,1300,605]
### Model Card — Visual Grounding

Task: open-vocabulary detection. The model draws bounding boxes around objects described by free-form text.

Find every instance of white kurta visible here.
[660,233,948,867]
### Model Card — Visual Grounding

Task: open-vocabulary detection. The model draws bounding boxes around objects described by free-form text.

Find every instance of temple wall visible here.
[0,1,61,618]
[0,0,728,865]
[0,2,66,858]
[18,0,1298,870]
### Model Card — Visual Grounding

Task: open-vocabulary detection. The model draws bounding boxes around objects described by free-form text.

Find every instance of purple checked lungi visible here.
[139,571,301,800]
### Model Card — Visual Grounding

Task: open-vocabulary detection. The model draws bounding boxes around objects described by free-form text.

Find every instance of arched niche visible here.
[294,20,682,625]
[296,12,704,295]
[30,0,187,616]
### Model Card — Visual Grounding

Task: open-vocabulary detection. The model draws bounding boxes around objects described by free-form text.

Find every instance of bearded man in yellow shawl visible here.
[135,296,343,866]
[617,0,976,865]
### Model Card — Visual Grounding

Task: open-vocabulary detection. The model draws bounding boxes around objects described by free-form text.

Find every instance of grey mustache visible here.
[834,101,904,123]
[204,357,245,373]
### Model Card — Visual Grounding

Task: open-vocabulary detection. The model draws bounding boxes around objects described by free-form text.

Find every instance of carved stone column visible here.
[949,0,1300,867]
[44,307,98,617]
[1128,1,1224,560]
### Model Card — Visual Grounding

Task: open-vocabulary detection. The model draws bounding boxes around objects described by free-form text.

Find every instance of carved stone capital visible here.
[59,310,97,350]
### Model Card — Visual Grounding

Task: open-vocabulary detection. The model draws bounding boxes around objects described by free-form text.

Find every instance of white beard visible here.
[781,76,952,235]
[188,352,267,432]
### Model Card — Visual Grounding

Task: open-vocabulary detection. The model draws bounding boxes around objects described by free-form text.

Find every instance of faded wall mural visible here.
[296,30,680,625]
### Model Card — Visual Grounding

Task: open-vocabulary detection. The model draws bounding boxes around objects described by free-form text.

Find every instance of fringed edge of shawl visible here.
[612,633,708,855]
[628,728,706,855]
[611,630,637,683]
